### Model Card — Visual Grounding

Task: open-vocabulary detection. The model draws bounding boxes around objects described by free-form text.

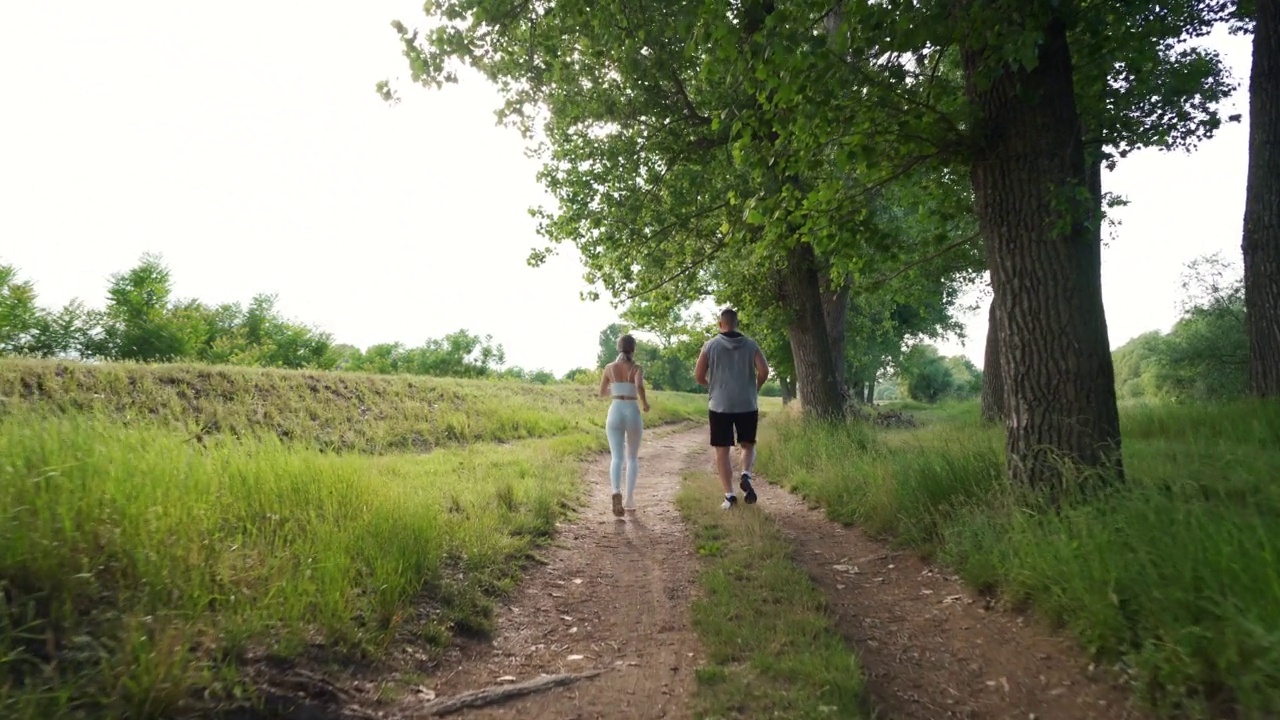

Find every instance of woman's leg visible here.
[623,407,642,508]
[605,407,624,496]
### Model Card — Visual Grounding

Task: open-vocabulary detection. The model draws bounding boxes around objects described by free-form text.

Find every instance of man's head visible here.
[718,308,739,333]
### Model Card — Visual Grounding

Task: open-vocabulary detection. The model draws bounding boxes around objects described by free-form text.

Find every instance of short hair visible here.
[719,308,739,327]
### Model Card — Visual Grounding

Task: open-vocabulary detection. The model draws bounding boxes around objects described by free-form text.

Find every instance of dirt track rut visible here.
[389,424,1150,720]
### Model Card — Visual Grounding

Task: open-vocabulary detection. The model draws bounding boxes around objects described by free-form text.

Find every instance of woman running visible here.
[599,334,649,516]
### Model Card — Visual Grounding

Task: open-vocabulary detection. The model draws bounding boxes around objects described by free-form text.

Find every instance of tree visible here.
[387,0,1234,487]
[384,0,978,420]
[960,8,1125,486]
[966,1,1234,428]
[1112,331,1167,399]
[1110,254,1251,401]
[101,253,190,362]
[29,300,104,360]
[1154,253,1249,400]
[945,356,983,399]
[562,367,597,385]
[0,264,42,356]
[898,344,955,404]
[596,323,626,369]
[328,343,363,370]
[980,299,1005,422]
[400,330,505,377]
[1242,0,1280,397]
[840,0,1229,487]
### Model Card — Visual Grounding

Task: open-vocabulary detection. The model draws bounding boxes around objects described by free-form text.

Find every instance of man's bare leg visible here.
[715,446,734,493]
[738,442,758,504]
[739,442,757,474]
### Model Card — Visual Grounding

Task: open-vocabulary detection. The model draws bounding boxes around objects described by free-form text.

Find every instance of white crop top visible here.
[610,381,638,398]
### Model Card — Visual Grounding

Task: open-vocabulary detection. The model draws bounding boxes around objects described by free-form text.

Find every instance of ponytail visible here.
[616,334,637,365]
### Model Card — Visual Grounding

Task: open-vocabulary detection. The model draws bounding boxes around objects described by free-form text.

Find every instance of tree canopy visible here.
[383,0,1243,488]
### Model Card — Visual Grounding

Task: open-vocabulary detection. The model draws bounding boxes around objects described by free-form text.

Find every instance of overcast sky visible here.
[0,2,1255,374]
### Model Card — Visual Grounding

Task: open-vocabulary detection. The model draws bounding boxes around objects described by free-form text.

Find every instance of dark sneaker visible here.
[611,492,625,517]
[720,494,738,510]
[740,472,757,504]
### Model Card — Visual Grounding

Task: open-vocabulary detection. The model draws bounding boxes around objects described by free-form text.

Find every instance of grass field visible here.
[0,359,706,718]
[676,471,866,720]
[0,358,707,453]
[759,400,1280,719]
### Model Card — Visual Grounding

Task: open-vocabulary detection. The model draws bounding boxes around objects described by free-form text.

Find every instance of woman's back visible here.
[607,361,639,397]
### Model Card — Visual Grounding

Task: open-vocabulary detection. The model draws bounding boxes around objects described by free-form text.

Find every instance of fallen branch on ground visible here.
[414,670,606,717]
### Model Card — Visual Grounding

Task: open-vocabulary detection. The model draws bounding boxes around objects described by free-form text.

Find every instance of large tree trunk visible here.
[782,242,848,419]
[979,298,1005,423]
[820,274,850,399]
[1244,0,1280,398]
[961,11,1124,489]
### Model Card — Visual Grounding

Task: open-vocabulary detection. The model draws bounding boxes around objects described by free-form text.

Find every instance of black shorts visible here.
[708,410,759,447]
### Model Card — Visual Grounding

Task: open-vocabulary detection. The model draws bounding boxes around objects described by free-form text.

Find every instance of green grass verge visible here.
[0,358,708,453]
[676,471,867,719]
[758,400,1280,719]
[0,359,711,718]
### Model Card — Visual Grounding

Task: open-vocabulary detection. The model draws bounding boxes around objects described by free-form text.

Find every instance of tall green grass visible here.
[0,411,610,717]
[759,401,1280,719]
[0,359,710,718]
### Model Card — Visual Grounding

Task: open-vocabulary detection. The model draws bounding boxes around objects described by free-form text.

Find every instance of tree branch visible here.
[624,236,728,300]
[870,231,982,290]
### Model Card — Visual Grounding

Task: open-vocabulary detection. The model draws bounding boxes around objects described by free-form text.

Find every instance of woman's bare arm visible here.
[599,365,612,398]
[636,367,650,412]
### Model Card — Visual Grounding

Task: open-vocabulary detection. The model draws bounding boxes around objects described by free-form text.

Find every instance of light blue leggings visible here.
[606,399,643,503]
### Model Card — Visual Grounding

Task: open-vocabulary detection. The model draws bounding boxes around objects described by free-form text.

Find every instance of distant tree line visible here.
[0,255,574,384]
[1112,253,1251,402]
[592,322,708,394]
[878,345,984,405]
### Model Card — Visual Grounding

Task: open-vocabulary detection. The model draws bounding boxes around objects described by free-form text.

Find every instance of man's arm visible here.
[694,347,710,386]
[754,348,770,392]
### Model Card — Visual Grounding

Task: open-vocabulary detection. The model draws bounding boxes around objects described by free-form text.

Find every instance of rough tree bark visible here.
[979,299,1005,423]
[962,10,1124,489]
[1244,0,1280,398]
[821,274,851,410]
[782,242,848,419]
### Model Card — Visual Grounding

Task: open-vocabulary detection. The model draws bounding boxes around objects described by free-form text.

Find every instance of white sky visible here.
[0,3,1255,374]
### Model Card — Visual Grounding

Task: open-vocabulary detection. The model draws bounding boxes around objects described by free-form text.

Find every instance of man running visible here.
[694,308,770,509]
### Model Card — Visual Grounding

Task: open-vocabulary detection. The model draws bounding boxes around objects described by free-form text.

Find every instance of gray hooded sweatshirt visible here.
[703,331,761,414]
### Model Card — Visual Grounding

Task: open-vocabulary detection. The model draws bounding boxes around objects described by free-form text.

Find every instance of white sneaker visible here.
[721,495,738,510]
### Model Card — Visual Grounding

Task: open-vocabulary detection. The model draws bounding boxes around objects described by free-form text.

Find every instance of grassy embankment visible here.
[0,358,706,718]
[760,398,1280,719]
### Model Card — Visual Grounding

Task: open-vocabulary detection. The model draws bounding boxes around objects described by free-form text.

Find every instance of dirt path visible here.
[749,472,1153,720]
[382,424,1154,720]
[395,425,708,720]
